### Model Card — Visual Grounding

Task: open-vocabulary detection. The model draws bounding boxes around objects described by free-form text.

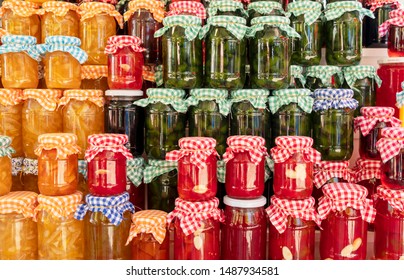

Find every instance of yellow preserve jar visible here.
[81,65,109,91]
[0,191,38,260]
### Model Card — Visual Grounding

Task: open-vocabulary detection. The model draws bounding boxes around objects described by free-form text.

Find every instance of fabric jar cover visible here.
[59,89,104,108]
[166,197,224,236]
[207,0,248,18]
[223,135,268,165]
[312,88,359,111]
[154,15,202,41]
[85,133,133,162]
[0,191,38,218]
[354,106,401,136]
[270,136,321,164]
[81,0,117,5]
[374,185,404,212]
[41,1,78,17]
[305,65,343,87]
[200,15,248,40]
[0,35,41,61]
[376,127,404,163]
[168,1,207,20]
[22,89,62,111]
[0,88,23,106]
[324,1,375,21]
[230,89,270,110]
[352,158,381,183]
[0,0,43,17]
[290,65,306,86]
[0,135,15,158]
[126,210,167,245]
[269,88,314,114]
[247,15,301,38]
[12,157,23,176]
[247,1,286,16]
[287,1,323,26]
[379,8,404,37]
[317,182,376,223]
[126,157,144,187]
[34,191,83,221]
[34,133,80,159]
[124,0,165,23]
[266,196,321,234]
[104,35,145,55]
[37,35,88,64]
[187,88,231,116]
[313,160,352,189]
[22,158,38,176]
[143,159,178,184]
[78,2,123,28]
[343,65,382,89]
[396,81,404,107]
[366,0,400,12]
[81,65,108,80]
[133,88,188,113]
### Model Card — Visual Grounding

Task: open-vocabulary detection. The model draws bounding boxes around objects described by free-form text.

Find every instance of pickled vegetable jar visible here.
[127,157,146,210]
[312,88,358,160]
[318,183,376,260]
[207,0,248,18]
[248,16,300,90]
[60,89,105,159]
[0,136,14,196]
[105,35,145,90]
[222,196,266,260]
[247,1,286,19]
[126,210,169,260]
[155,15,203,89]
[41,1,79,43]
[324,1,374,66]
[104,89,145,156]
[168,1,207,19]
[86,134,133,196]
[0,35,41,89]
[35,192,84,260]
[352,158,381,199]
[305,65,343,91]
[267,196,321,260]
[289,65,306,89]
[78,2,123,65]
[167,197,223,260]
[21,89,63,159]
[379,8,404,56]
[187,88,231,155]
[0,191,38,260]
[166,137,218,201]
[223,136,268,198]
[22,158,39,193]
[81,65,109,91]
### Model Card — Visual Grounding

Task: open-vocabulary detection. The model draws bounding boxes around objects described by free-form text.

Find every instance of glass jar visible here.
[22,158,39,193]
[318,183,376,260]
[60,90,105,159]
[363,2,396,46]
[247,2,286,20]
[352,158,381,199]
[126,157,146,210]
[80,65,109,91]
[288,65,306,89]
[0,191,38,260]
[36,192,84,260]
[305,65,343,91]
[382,9,404,56]
[207,1,248,18]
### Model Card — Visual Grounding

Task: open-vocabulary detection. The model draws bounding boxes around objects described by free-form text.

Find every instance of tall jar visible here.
[0,136,14,196]
[35,192,84,260]
[267,196,321,260]
[352,158,381,198]
[0,35,40,89]
[167,197,223,260]
[75,192,135,260]
[312,88,358,160]
[0,191,38,260]
[207,0,248,18]
[305,65,343,91]
[318,183,376,260]
[222,196,267,260]
[288,65,306,89]
[78,2,123,65]
[127,157,146,210]
[247,2,286,20]
[379,8,404,56]
[81,65,109,91]
[248,16,300,90]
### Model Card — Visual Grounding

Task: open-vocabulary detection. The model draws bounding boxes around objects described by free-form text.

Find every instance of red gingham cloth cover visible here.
[376,127,404,163]
[85,134,133,162]
[354,106,401,136]
[379,8,404,37]
[167,1,207,20]
[270,136,321,164]
[314,161,352,189]
[366,0,400,11]
[223,135,268,165]
[266,196,321,234]
[318,183,376,223]
[374,185,404,212]
[166,197,224,236]
[166,137,218,169]
[104,35,145,55]
[352,158,381,182]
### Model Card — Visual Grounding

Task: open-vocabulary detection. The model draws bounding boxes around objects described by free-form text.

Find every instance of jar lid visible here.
[85,133,133,161]
[35,133,81,158]
[81,65,108,79]
[0,0,43,18]
[201,15,248,40]
[274,136,313,148]
[134,88,188,113]
[378,57,404,65]
[125,0,165,23]
[271,136,321,164]
[105,35,145,54]
[105,89,143,97]
[389,7,404,18]
[377,127,404,163]
[0,35,41,61]
[376,185,404,212]
[381,127,404,138]
[230,89,270,110]
[178,137,217,150]
[343,65,382,88]
[38,36,88,64]
[322,182,368,200]
[352,158,381,182]
[22,89,62,111]
[0,191,38,217]
[306,65,341,75]
[360,106,395,117]
[314,160,351,189]
[324,1,375,21]
[223,195,266,208]
[313,88,358,111]
[207,0,248,18]
[168,1,207,20]
[0,88,23,106]
[367,0,399,12]
[224,136,268,165]
[227,135,266,148]
[146,88,186,99]
[126,210,168,245]
[35,191,83,220]
[248,1,283,12]
[0,135,14,158]
[1,34,36,45]
[189,88,228,99]
[59,89,104,107]
[42,1,78,13]
[78,1,124,28]
[251,15,289,25]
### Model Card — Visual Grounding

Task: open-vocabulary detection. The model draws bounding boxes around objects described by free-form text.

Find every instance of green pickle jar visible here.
[247,16,300,90]
[289,65,306,88]
[312,88,358,160]
[207,1,249,18]
[305,65,343,91]
[247,2,286,20]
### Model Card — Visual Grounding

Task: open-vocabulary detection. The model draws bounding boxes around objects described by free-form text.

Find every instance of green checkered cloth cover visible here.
[143,159,178,184]
[287,1,323,25]
[269,89,314,114]
[208,0,248,18]
[187,88,231,116]
[127,157,144,187]
[324,1,375,21]
[266,157,274,173]
[290,65,306,86]
[78,160,87,179]
[247,1,286,16]
[217,159,225,183]
[0,136,15,158]
[343,65,382,88]
[154,15,202,41]
[247,16,300,38]
[306,65,343,87]
[199,15,248,40]
[133,88,188,113]
[230,89,270,109]
[155,64,163,87]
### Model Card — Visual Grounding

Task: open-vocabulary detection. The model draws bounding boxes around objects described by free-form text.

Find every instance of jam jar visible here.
[222,196,267,260]
[166,137,218,201]
[207,0,248,18]
[247,1,286,20]
[352,158,381,199]
[80,65,109,91]
[267,196,321,260]
[167,197,223,260]
[305,65,343,91]
[318,183,376,260]
[167,1,207,19]
[0,136,14,196]
[380,8,404,56]
[288,65,306,89]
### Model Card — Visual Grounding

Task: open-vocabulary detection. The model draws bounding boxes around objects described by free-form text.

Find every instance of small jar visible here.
[166,137,218,201]
[86,134,133,196]
[352,158,381,199]
[35,133,80,196]
[167,1,207,19]
[75,192,134,260]
[380,8,404,56]
[81,65,109,91]
[223,136,268,199]
[318,183,376,260]
[0,191,38,260]
[22,158,39,193]
[288,65,306,89]
[247,2,286,20]
[127,157,146,210]
[126,210,169,260]
[167,197,223,260]
[222,196,267,260]
[305,65,343,91]
[36,192,84,260]
[0,136,14,196]
[267,196,320,260]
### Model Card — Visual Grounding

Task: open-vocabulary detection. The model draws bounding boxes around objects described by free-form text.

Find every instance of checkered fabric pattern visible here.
[247,1,286,16]
[223,135,268,164]
[78,2,124,28]
[287,1,323,25]
[376,127,404,163]
[34,133,80,159]
[124,0,165,22]
[85,134,133,162]
[0,191,38,217]
[59,89,104,107]
[0,0,43,18]
[0,88,22,106]
[396,81,404,107]
[105,35,145,55]
[22,158,38,176]
[0,136,15,158]
[23,89,62,111]
[290,65,306,86]
[126,210,167,245]
[354,106,401,136]
[166,197,224,236]
[134,88,188,113]
[11,157,23,176]
[305,65,343,87]
[81,65,108,80]
[127,157,144,187]
[379,8,404,37]
[271,136,321,164]
[81,0,117,4]
[34,191,83,221]
[313,88,359,111]
[269,89,314,114]
[74,192,135,226]
[313,160,352,189]
[200,15,248,40]
[41,1,78,17]
[266,196,321,234]
[168,1,207,20]
[142,66,156,82]
[37,36,88,64]
[343,65,382,88]
[0,35,41,61]
[230,89,270,109]
[317,182,376,223]
[207,1,248,18]
[217,159,225,183]
[367,0,400,11]
[351,158,381,182]
[389,7,404,18]
[247,16,300,38]
[154,64,163,86]
[375,185,404,212]
[155,15,202,41]
[78,159,87,179]
[143,159,178,184]
[324,1,375,21]
[187,88,231,116]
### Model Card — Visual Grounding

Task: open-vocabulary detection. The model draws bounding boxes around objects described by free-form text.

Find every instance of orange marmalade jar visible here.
[35,133,80,196]
[81,65,109,91]
[0,191,38,260]
[0,136,14,196]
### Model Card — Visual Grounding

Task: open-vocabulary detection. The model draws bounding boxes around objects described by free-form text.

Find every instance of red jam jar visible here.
[166,137,218,201]
[355,106,401,160]
[167,197,223,260]
[85,134,133,196]
[271,136,321,200]
[223,135,267,199]
[266,196,321,260]
[379,9,404,57]
[222,196,267,260]
[318,183,376,260]
[105,35,145,90]
[352,158,381,199]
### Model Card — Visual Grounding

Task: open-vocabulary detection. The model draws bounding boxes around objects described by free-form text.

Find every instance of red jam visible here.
[388,25,404,57]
